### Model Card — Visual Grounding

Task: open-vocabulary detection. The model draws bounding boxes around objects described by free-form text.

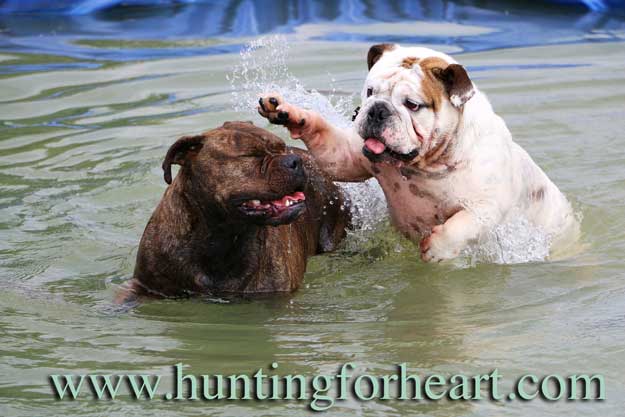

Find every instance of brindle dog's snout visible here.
[279,154,304,177]
[367,102,392,124]
[273,153,306,191]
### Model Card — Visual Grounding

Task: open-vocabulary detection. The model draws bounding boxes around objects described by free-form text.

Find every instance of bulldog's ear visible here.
[432,64,475,107]
[367,43,396,70]
[162,135,205,184]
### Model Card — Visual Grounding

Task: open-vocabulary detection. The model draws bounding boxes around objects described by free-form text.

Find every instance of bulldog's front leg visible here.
[420,208,493,263]
[258,93,371,182]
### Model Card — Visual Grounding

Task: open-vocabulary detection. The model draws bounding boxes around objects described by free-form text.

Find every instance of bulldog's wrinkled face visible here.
[162,122,307,226]
[354,44,475,165]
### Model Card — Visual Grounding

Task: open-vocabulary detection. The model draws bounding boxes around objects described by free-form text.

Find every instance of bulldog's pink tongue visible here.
[364,138,386,155]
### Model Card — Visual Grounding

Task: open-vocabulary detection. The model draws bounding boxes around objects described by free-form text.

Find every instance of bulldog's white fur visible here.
[258,44,577,262]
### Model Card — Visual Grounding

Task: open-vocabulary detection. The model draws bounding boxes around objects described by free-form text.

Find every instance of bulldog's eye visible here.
[404,99,421,111]
[366,88,373,98]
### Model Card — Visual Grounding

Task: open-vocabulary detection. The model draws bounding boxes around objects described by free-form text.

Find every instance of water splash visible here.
[228,35,388,240]
[462,215,553,265]
[339,181,388,246]
[228,35,354,128]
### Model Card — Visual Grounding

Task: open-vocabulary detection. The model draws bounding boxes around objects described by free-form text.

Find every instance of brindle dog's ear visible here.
[318,205,351,253]
[162,135,205,184]
[431,64,475,107]
[367,43,396,70]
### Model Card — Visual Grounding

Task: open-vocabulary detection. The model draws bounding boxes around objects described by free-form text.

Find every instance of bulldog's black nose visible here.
[367,102,391,123]
[280,154,304,176]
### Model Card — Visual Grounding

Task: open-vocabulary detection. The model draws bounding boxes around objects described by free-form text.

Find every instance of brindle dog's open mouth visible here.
[238,191,306,224]
[362,138,418,164]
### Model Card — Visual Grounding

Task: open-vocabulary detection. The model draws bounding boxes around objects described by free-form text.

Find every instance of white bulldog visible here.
[258,43,577,262]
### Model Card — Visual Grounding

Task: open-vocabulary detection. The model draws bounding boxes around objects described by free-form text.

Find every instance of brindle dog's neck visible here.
[171,180,278,294]
[203,225,265,290]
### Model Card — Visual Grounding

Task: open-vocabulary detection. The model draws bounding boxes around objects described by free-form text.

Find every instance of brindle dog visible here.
[119,121,349,301]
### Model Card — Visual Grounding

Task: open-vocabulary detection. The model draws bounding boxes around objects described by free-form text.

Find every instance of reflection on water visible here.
[2,1,625,416]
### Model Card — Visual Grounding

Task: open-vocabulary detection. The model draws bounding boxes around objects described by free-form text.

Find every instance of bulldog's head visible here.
[162,122,307,226]
[354,44,475,165]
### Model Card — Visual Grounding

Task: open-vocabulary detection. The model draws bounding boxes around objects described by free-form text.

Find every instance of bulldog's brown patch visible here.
[422,134,453,166]
[367,43,396,70]
[434,64,475,107]
[400,56,419,69]
[530,187,545,201]
[417,57,475,109]
[418,57,449,111]
[409,183,435,199]
[400,166,450,180]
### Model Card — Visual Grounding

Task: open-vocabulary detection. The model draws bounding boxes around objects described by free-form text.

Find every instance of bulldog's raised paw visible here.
[257,94,307,136]
[420,224,461,263]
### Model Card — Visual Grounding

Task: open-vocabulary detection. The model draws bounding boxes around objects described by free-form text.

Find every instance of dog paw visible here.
[257,93,307,137]
[420,224,461,263]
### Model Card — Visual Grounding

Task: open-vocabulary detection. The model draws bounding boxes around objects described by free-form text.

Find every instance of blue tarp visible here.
[1,0,623,64]
[0,0,623,15]
[0,1,199,14]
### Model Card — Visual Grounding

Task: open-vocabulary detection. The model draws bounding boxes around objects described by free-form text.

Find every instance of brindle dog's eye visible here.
[260,155,271,175]
[366,88,373,97]
[404,99,420,111]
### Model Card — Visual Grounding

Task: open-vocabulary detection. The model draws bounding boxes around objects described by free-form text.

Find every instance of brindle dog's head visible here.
[163,121,307,226]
